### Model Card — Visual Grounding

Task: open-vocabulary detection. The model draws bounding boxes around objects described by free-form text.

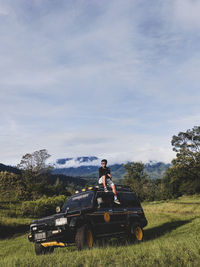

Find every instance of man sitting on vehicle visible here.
[98,159,120,204]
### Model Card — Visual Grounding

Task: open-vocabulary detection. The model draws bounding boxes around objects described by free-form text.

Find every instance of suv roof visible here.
[75,184,134,194]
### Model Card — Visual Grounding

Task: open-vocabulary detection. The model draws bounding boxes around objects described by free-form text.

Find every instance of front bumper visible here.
[28,226,74,244]
[41,241,66,248]
[28,235,71,248]
[28,233,34,242]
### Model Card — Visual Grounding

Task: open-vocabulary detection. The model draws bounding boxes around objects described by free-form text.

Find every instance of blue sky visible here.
[0,0,200,165]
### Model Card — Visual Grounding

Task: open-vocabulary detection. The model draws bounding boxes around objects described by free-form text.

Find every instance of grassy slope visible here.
[0,195,200,267]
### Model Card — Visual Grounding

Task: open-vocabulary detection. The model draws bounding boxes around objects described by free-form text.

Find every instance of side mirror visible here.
[56,206,61,213]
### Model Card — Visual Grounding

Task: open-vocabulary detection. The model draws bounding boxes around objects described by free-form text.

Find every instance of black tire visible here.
[128,223,144,243]
[46,246,54,254]
[34,243,46,255]
[34,243,54,255]
[75,225,94,250]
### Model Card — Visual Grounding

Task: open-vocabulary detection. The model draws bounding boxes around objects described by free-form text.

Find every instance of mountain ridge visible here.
[0,163,21,174]
[52,157,170,180]
[0,156,171,181]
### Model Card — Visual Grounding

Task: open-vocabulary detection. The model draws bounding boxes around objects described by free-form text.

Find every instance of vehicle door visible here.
[111,192,128,233]
[120,192,142,225]
[90,191,114,236]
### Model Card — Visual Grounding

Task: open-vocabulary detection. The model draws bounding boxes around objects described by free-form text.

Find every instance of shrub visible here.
[21,195,68,218]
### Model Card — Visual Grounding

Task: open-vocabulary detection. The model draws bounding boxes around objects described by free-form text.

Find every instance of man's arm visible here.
[99,167,102,178]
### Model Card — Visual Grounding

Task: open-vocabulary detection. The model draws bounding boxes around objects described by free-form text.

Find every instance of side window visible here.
[113,193,123,208]
[121,193,140,208]
[62,192,94,212]
[96,192,113,208]
[80,192,94,209]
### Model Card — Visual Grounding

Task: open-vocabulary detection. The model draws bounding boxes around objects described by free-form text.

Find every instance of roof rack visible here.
[75,184,133,194]
[75,184,134,194]
[98,184,133,192]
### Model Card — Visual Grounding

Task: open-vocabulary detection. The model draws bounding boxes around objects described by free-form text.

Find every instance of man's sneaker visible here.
[104,187,108,193]
[114,199,120,204]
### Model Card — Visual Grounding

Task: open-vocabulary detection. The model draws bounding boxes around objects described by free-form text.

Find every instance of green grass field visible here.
[0,195,200,267]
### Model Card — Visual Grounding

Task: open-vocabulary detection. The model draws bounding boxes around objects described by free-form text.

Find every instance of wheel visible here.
[75,225,94,250]
[34,243,54,255]
[34,243,46,255]
[46,246,54,254]
[128,223,144,243]
[135,225,143,242]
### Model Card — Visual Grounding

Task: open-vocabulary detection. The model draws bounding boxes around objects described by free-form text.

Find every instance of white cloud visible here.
[173,0,200,30]
[0,2,9,15]
[0,0,199,166]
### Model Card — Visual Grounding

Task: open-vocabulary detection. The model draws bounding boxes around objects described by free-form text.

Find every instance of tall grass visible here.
[0,195,200,267]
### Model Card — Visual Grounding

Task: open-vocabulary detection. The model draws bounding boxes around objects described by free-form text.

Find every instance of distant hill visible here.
[0,162,88,194]
[0,157,170,187]
[52,157,170,180]
[48,174,88,187]
[0,163,21,174]
[144,161,171,179]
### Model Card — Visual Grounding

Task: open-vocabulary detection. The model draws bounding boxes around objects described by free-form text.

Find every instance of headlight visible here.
[55,217,68,226]
[30,224,37,231]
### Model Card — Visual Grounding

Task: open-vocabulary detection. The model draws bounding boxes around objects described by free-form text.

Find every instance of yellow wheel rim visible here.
[87,230,93,248]
[135,227,143,241]
[104,212,110,223]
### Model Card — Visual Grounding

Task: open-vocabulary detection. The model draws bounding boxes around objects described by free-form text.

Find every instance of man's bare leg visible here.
[112,185,117,195]
[112,185,120,204]
[102,175,106,188]
[102,175,108,192]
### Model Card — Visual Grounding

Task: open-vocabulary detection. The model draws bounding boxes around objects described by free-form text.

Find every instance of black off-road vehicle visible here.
[28,185,148,255]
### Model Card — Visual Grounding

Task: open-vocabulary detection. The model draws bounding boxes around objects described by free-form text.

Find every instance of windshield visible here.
[61,191,94,212]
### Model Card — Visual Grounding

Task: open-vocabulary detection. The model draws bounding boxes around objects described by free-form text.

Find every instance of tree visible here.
[0,171,27,201]
[122,162,149,200]
[172,126,200,165]
[123,162,147,182]
[17,149,52,175]
[17,149,55,199]
[164,126,200,196]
